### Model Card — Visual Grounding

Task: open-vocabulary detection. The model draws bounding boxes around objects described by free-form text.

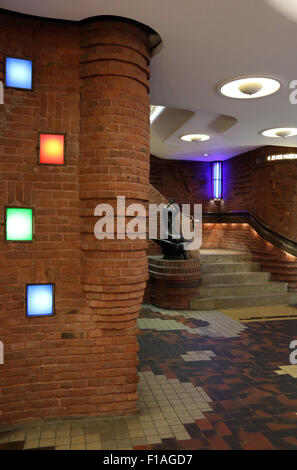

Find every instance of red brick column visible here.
[80,20,151,415]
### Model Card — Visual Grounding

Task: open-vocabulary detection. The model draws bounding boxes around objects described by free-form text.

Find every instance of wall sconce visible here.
[5,56,33,90]
[38,133,65,165]
[212,161,222,200]
[26,284,55,317]
[5,207,34,242]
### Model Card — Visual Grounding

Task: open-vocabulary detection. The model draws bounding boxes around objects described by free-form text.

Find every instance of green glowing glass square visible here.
[6,208,33,242]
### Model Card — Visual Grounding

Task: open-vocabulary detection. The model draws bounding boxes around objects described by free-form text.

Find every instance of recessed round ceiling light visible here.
[180,134,210,142]
[204,153,209,157]
[239,82,263,95]
[262,127,297,138]
[219,77,280,99]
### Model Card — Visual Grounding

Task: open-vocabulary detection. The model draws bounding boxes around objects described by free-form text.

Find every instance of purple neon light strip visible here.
[212,162,222,199]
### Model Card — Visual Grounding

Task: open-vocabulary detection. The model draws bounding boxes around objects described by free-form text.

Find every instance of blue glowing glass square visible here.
[26,284,54,317]
[5,57,33,90]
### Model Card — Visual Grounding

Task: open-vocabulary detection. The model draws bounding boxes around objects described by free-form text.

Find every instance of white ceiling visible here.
[2,0,297,161]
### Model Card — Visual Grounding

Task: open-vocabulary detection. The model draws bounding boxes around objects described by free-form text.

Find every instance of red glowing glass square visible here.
[39,133,65,165]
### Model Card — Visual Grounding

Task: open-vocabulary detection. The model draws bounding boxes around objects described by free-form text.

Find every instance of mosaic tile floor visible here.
[1,303,297,450]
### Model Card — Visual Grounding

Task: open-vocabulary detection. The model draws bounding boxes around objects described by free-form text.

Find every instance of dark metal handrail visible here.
[203,211,297,257]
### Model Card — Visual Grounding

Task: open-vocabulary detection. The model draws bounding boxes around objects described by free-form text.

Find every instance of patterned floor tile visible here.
[275,365,297,378]
[137,305,297,450]
[181,350,216,362]
[140,304,247,338]
[2,304,297,450]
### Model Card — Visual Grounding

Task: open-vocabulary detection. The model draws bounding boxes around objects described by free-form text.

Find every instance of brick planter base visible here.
[148,255,201,310]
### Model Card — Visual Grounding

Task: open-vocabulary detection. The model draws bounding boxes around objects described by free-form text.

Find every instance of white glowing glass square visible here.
[5,207,33,242]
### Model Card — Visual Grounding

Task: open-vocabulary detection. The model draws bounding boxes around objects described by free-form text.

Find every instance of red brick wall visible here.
[151,146,297,241]
[151,155,214,212]
[222,146,297,241]
[0,12,150,427]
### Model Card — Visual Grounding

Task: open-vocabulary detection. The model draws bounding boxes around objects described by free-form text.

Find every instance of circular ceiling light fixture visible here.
[180,134,210,142]
[239,82,263,95]
[262,127,297,138]
[219,77,280,99]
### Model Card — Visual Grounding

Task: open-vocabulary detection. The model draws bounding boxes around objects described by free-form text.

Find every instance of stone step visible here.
[200,282,288,298]
[200,253,251,264]
[201,271,271,285]
[202,262,260,274]
[190,292,297,310]
[193,249,294,311]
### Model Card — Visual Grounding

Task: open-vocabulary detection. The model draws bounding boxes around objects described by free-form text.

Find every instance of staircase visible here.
[190,249,297,310]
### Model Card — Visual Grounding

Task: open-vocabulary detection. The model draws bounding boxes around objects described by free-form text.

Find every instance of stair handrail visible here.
[203,211,297,258]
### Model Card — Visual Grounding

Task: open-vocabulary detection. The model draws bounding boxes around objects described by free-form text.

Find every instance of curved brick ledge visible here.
[148,255,202,310]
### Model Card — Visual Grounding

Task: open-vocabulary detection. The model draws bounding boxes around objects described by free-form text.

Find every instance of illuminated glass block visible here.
[26,284,55,317]
[5,208,33,242]
[5,57,33,90]
[212,161,222,200]
[39,133,65,165]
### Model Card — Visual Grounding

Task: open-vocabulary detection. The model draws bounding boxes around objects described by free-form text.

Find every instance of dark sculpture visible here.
[153,199,189,260]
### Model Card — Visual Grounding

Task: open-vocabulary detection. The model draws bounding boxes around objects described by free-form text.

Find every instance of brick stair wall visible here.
[202,223,297,289]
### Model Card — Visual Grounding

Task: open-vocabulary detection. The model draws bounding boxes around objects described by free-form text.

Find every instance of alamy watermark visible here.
[289,340,297,365]
[94,197,202,251]
[0,341,3,364]
[0,80,3,105]
[290,81,297,104]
